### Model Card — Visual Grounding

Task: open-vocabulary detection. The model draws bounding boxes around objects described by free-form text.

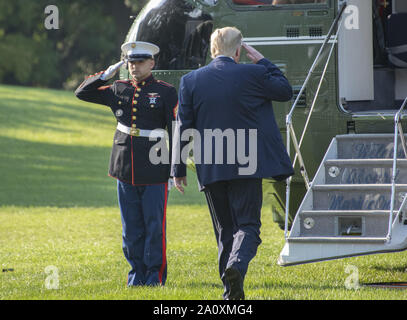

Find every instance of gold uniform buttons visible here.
[150,105,155,108]
[135,93,139,97]
[133,100,138,105]
[137,88,141,92]
[132,116,137,120]
[118,101,122,105]
[133,108,137,112]
[132,124,137,128]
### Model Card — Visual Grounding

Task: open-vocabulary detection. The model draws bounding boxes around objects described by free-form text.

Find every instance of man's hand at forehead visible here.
[100,60,125,81]
[242,42,264,64]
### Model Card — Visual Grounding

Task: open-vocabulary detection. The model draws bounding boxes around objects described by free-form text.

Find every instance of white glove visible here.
[100,60,125,80]
[168,178,175,191]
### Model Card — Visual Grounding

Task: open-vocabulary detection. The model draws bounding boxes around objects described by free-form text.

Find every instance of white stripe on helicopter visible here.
[243,35,337,46]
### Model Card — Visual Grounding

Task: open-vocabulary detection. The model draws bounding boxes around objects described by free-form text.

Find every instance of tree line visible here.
[0,0,148,90]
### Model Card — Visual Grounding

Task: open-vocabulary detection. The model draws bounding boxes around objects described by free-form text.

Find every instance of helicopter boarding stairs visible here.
[279,3,407,266]
[278,130,407,266]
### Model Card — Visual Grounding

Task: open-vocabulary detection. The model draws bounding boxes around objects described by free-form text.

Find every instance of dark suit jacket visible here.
[171,56,294,188]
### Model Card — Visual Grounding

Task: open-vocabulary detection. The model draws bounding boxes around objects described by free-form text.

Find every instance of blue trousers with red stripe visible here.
[117,181,168,286]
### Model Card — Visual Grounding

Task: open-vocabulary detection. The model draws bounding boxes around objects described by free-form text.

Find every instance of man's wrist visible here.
[256,58,268,65]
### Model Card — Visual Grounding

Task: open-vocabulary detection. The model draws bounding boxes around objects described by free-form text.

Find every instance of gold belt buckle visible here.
[130,128,140,136]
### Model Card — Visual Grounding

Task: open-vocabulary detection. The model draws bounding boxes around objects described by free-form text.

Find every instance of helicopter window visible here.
[129,0,213,70]
[232,0,326,5]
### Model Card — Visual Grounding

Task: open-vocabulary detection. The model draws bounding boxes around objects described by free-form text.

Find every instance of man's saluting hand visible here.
[242,42,264,64]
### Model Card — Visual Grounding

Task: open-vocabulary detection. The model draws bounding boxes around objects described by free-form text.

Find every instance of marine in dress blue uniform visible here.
[171,27,294,299]
[75,41,178,286]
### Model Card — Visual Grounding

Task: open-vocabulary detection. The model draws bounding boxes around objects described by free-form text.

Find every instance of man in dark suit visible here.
[171,27,294,299]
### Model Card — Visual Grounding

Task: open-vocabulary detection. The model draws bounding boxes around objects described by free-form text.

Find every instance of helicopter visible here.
[120,0,407,266]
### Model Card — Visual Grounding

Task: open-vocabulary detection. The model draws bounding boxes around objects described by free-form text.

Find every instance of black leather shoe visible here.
[224,267,245,300]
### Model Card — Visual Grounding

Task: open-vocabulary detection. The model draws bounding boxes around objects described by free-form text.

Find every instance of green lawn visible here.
[1,84,407,300]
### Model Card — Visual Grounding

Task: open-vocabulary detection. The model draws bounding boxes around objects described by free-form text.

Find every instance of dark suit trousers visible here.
[204,178,262,292]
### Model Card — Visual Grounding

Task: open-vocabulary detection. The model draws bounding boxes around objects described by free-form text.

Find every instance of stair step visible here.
[336,134,407,159]
[313,184,407,190]
[279,134,407,266]
[312,184,407,210]
[296,209,393,237]
[287,236,388,243]
[300,210,393,216]
[351,111,399,119]
[324,159,407,184]
[325,159,407,165]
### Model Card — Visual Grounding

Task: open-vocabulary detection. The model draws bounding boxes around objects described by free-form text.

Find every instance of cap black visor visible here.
[127,54,153,61]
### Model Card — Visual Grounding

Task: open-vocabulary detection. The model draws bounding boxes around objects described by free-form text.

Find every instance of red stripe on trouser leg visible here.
[158,183,168,285]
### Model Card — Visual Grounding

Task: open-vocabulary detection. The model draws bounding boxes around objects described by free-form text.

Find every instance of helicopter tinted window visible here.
[129,0,213,70]
[232,0,326,4]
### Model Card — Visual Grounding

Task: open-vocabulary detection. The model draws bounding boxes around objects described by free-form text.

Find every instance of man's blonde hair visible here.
[210,27,243,59]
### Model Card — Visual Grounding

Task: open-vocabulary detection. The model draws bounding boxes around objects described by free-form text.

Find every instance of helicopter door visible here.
[339,0,407,113]
[337,0,374,105]
[390,0,407,102]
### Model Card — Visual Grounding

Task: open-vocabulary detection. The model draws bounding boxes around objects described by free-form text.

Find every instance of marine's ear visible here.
[149,58,155,70]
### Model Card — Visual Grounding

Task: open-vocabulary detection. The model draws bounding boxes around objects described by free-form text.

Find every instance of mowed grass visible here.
[1,84,407,300]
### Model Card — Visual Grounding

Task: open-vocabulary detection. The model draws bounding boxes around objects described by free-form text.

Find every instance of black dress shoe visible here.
[224,267,245,300]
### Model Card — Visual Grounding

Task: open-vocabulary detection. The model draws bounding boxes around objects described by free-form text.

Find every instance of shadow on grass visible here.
[251,280,340,292]
[0,135,117,207]
[0,93,112,134]
[370,264,407,273]
[0,135,205,207]
[172,280,223,290]
[0,85,206,207]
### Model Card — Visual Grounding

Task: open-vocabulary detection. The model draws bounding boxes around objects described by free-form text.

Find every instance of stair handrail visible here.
[293,18,344,175]
[284,3,347,238]
[387,96,407,242]
[286,2,347,123]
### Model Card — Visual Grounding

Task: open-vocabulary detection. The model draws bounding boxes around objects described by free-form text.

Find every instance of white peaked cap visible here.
[121,41,160,61]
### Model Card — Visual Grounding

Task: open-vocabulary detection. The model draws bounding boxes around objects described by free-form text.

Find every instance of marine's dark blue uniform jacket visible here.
[171,57,294,188]
[75,72,178,185]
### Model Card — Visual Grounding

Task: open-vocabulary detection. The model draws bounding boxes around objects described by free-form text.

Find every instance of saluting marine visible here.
[75,41,178,287]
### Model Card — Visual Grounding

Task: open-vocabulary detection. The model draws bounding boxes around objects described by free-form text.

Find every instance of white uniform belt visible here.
[117,122,165,138]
